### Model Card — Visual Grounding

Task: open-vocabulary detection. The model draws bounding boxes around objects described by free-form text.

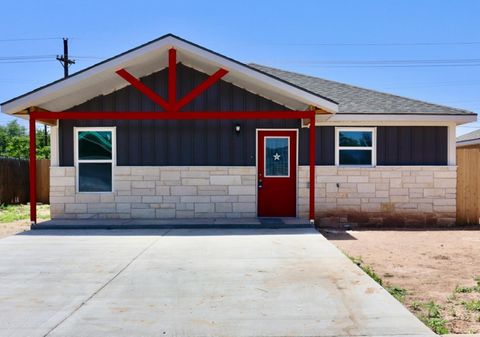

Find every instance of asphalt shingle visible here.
[250,64,475,115]
[457,129,480,143]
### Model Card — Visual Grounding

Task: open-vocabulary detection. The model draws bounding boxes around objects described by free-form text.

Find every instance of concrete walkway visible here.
[0,228,433,337]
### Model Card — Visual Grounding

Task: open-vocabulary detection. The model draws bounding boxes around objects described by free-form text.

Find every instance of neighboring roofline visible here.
[1,33,338,111]
[457,138,480,147]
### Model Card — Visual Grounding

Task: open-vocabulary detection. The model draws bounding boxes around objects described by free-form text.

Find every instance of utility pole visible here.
[45,38,76,146]
[56,38,75,78]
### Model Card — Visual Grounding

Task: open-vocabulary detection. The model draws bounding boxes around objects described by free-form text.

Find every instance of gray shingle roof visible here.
[457,129,480,143]
[249,64,475,115]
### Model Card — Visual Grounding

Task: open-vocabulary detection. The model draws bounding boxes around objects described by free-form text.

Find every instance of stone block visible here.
[424,188,445,197]
[50,176,75,187]
[348,176,369,183]
[115,167,131,176]
[160,171,181,181]
[131,208,155,219]
[50,167,66,177]
[131,167,159,176]
[195,203,214,213]
[182,178,209,186]
[155,186,170,195]
[180,196,210,203]
[131,188,155,196]
[50,196,75,204]
[142,196,164,203]
[357,183,375,193]
[434,178,456,189]
[65,203,87,213]
[131,181,155,189]
[233,203,256,212]
[228,186,255,195]
[171,186,197,196]
[116,203,131,213]
[156,208,176,218]
[215,203,232,213]
[210,175,242,185]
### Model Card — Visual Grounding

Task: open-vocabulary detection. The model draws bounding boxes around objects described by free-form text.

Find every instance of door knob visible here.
[258,179,263,189]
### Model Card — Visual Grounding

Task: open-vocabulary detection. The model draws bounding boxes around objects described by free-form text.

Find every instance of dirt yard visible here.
[0,204,50,239]
[0,220,31,238]
[324,229,480,334]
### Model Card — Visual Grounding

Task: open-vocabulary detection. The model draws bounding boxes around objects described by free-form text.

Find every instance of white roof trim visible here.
[318,113,476,125]
[1,35,338,116]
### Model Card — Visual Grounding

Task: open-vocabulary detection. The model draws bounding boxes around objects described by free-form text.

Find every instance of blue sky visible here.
[1,0,479,135]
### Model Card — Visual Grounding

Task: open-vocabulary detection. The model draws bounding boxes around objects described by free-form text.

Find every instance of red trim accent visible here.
[115,69,171,111]
[29,117,37,224]
[168,48,176,106]
[174,68,228,111]
[30,110,313,120]
[30,110,316,222]
[309,118,316,222]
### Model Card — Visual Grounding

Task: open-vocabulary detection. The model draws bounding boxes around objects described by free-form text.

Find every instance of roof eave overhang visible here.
[317,113,477,125]
[0,35,338,116]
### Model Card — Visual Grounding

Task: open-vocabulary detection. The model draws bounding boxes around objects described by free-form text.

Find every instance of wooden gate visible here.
[0,158,50,205]
[457,145,480,225]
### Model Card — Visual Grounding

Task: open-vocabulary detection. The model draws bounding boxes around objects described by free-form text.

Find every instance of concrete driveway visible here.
[0,228,433,337]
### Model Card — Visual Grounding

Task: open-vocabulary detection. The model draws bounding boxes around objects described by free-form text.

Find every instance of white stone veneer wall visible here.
[50,166,256,219]
[299,166,457,226]
[50,165,457,225]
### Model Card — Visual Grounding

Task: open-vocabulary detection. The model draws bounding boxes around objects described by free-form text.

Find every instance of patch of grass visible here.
[420,301,449,335]
[386,286,407,302]
[361,264,384,286]
[455,285,474,293]
[463,300,480,312]
[0,204,50,223]
[454,278,480,294]
[343,253,451,334]
[425,317,449,335]
[345,254,384,286]
[411,301,422,311]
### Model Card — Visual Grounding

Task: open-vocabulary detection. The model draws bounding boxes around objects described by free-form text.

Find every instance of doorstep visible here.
[32,217,312,230]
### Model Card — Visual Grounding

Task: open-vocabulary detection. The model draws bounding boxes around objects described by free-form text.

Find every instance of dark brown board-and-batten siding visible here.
[59,122,447,166]
[58,63,448,166]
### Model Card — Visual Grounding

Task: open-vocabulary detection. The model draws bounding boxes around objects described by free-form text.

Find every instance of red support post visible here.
[168,48,176,106]
[29,116,37,225]
[309,116,316,224]
[116,69,171,111]
[174,68,228,111]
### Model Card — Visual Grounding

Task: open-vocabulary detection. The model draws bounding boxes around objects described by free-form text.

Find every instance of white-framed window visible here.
[264,136,290,177]
[74,127,116,193]
[335,127,376,167]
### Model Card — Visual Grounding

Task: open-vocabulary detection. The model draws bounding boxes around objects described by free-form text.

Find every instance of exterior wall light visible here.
[235,123,241,134]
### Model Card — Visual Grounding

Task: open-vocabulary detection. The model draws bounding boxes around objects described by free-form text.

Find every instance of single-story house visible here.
[1,34,476,227]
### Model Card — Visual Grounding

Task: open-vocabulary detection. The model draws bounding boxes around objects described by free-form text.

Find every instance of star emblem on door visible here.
[273,153,281,161]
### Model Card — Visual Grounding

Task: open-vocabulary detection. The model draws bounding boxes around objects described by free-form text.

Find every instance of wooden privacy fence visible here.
[457,145,480,225]
[0,158,50,205]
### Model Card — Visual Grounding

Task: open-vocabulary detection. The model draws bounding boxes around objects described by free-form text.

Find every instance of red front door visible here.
[257,130,297,217]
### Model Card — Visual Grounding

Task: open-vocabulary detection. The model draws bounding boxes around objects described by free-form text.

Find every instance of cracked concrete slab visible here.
[0,228,433,337]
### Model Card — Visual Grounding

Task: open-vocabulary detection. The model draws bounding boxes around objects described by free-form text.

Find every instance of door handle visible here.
[258,179,263,189]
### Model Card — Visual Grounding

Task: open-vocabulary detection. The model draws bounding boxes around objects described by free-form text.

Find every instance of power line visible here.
[0,37,63,42]
[266,41,480,47]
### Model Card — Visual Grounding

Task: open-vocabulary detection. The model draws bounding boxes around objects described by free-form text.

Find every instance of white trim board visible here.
[334,127,377,167]
[73,127,117,194]
[317,114,476,125]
